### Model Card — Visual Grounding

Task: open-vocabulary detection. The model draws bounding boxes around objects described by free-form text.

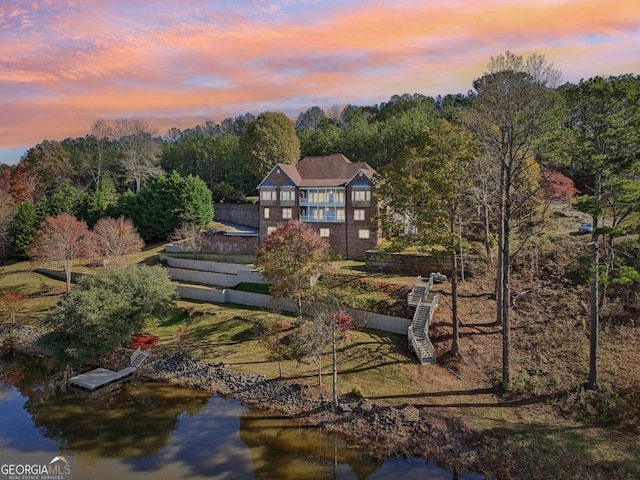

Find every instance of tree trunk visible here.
[588,170,602,390]
[500,158,511,390]
[458,214,465,283]
[332,318,338,407]
[483,203,492,264]
[451,214,460,355]
[64,259,72,292]
[277,360,282,378]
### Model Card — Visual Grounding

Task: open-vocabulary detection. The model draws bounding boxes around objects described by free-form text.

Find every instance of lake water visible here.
[0,355,485,479]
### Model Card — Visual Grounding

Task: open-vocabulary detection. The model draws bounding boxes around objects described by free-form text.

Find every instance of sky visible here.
[1,0,639,165]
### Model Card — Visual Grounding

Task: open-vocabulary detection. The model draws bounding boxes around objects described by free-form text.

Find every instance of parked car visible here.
[429,272,448,283]
[578,222,593,234]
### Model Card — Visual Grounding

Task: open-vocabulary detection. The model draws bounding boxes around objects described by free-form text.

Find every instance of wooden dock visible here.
[69,347,150,391]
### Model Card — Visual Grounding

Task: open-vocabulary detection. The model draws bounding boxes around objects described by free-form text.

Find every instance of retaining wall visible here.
[365,251,451,276]
[176,284,409,336]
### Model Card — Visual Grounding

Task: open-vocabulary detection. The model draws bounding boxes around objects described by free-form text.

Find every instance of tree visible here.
[118,172,213,242]
[89,216,144,264]
[376,119,476,355]
[6,161,41,203]
[20,141,73,197]
[168,222,204,258]
[8,200,37,258]
[50,181,80,216]
[78,172,119,227]
[0,291,26,324]
[0,190,15,257]
[255,221,331,317]
[295,106,327,132]
[254,312,293,378]
[560,75,640,390]
[30,214,91,292]
[112,118,163,192]
[44,265,177,367]
[464,51,563,389]
[241,112,300,177]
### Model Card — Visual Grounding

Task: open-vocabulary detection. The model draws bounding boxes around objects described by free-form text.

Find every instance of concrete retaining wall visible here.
[162,256,266,287]
[177,285,227,303]
[176,284,409,336]
[162,256,252,274]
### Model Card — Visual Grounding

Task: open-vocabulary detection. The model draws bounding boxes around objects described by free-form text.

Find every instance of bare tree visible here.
[30,214,91,292]
[168,223,204,258]
[87,119,114,188]
[89,216,144,264]
[112,119,163,192]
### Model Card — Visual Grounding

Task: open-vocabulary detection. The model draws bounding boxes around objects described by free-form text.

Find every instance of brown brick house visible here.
[257,154,379,259]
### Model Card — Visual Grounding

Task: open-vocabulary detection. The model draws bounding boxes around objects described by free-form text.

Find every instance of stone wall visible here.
[214,203,259,228]
[364,251,451,276]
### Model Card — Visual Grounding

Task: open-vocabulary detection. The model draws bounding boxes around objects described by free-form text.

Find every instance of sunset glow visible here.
[1,0,639,163]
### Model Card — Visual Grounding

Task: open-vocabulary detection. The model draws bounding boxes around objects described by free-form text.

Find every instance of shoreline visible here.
[138,351,487,477]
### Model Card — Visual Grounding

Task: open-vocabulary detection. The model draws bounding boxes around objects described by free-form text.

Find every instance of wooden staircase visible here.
[407,276,438,365]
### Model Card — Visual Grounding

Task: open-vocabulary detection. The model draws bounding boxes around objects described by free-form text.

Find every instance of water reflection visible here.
[0,355,485,479]
[239,412,381,479]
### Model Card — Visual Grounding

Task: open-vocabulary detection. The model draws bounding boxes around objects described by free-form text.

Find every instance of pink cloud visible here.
[0,0,638,158]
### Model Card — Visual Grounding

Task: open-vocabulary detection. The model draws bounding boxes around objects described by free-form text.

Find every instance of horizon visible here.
[1,0,639,165]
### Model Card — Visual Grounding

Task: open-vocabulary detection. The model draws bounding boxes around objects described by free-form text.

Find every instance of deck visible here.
[69,347,150,391]
[69,366,137,391]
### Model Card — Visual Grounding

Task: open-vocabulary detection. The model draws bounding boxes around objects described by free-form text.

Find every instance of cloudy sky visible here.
[1,0,639,164]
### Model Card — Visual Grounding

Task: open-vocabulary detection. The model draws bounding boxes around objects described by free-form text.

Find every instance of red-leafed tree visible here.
[255,220,331,317]
[89,216,144,264]
[540,169,579,206]
[7,162,42,203]
[30,214,91,292]
[0,291,27,324]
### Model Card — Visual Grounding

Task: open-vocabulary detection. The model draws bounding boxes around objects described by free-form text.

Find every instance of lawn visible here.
[1,242,639,480]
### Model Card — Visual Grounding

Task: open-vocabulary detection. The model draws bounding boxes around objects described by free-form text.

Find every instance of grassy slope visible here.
[1,222,639,480]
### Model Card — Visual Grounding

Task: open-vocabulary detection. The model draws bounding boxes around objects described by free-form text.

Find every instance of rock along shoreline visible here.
[138,352,484,475]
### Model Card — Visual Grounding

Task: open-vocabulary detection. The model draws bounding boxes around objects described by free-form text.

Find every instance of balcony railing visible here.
[300,215,345,223]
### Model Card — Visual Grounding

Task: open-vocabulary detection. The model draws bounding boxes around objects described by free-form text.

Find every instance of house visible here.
[257,154,379,259]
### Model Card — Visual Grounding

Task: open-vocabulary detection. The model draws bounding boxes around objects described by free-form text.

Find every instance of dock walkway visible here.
[70,347,150,391]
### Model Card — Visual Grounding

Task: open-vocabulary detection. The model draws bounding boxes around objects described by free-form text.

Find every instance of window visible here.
[260,190,276,201]
[280,190,294,201]
[282,208,292,220]
[354,209,365,221]
[336,208,345,221]
[264,207,270,219]
[320,228,330,238]
[352,190,371,202]
[358,229,370,239]
[267,226,277,235]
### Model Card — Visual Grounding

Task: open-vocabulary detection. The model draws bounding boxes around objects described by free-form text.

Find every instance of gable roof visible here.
[258,154,376,188]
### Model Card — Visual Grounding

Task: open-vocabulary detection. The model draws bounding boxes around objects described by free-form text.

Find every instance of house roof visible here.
[258,154,376,188]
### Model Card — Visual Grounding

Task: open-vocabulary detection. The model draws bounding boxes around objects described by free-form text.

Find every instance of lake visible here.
[0,355,485,479]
